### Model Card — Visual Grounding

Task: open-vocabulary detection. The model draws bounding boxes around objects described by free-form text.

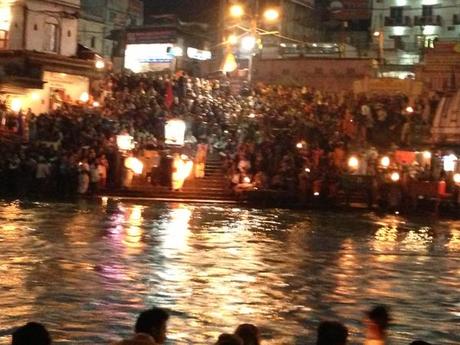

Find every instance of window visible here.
[393,36,404,50]
[390,7,403,22]
[91,36,96,48]
[67,30,71,37]
[44,22,59,52]
[422,5,433,17]
[0,30,8,49]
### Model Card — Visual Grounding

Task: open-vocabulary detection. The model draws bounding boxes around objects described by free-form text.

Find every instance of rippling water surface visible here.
[0,200,459,345]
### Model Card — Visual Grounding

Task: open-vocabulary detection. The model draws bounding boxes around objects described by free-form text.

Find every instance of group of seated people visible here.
[9,305,433,345]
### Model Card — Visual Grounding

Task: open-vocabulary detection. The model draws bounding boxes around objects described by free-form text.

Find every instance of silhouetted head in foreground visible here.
[12,322,51,345]
[234,324,260,345]
[366,305,390,336]
[316,321,348,345]
[215,333,243,345]
[135,307,170,344]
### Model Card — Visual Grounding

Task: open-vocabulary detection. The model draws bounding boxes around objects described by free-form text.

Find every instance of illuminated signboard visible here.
[187,47,212,61]
[124,43,174,72]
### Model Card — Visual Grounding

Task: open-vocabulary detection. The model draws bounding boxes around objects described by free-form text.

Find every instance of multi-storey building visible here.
[371,0,460,66]
[0,0,100,113]
[78,0,143,60]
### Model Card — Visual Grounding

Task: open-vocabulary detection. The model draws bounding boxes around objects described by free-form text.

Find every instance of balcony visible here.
[414,15,442,26]
[384,16,412,27]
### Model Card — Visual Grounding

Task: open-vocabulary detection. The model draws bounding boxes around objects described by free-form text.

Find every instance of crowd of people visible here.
[9,305,434,345]
[0,71,455,206]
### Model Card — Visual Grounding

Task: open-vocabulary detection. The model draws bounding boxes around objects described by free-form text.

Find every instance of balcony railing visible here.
[384,16,411,26]
[414,15,442,26]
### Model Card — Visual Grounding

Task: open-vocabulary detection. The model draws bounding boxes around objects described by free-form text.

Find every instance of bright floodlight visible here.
[228,34,238,45]
[80,92,89,103]
[124,157,144,175]
[95,60,105,69]
[263,8,279,22]
[391,172,400,182]
[117,134,134,151]
[348,156,359,170]
[241,35,256,51]
[453,173,460,184]
[443,154,457,172]
[423,151,432,160]
[230,4,244,17]
[11,98,22,113]
[380,156,390,168]
[165,119,186,146]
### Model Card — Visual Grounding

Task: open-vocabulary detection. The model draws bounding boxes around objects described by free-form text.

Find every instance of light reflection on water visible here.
[0,200,458,345]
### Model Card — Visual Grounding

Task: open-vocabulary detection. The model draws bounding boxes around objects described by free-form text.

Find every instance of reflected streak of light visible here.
[124,205,144,248]
[401,227,432,252]
[447,229,460,251]
[373,225,398,259]
[163,205,193,251]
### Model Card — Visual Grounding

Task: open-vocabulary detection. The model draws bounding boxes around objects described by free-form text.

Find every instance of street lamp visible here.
[225,2,279,83]
[230,4,244,18]
[263,8,279,22]
[228,34,239,45]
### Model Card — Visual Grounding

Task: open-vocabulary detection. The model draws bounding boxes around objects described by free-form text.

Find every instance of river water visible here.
[0,199,458,345]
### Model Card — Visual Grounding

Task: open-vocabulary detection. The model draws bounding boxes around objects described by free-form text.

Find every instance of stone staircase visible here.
[107,153,236,203]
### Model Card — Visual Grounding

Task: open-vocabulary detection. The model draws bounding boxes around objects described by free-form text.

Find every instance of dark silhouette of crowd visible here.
[9,305,435,345]
[0,72,444,201]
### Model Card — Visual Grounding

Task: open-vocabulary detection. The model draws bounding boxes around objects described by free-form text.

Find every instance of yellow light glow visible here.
[263,8,279,22]
[172,156,194,190]
[79,92,89,103]
[348,156,359,170]
[406,106,414,113]
[11,98,22,113]
[0,6,11,31]
[92,101,100,107]
[95,60,105,69]
[31,92,40,101]
[391,172,400,182]
[296,142,303,149]
[116,134,134,151]
[228,34,238,45]
[243,176,251,183]
[380,156,390,168]
[230,4,244,18]
[222,52,238,73]
[453,173,460,185]
[423,151,432,160]
[124,157,144,175]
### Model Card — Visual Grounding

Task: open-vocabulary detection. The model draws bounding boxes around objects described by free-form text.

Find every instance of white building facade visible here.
[0,0,98,113]
[372,0,460,66]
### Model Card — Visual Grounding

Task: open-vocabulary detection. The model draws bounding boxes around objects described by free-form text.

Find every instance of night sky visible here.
[141,0,220,24]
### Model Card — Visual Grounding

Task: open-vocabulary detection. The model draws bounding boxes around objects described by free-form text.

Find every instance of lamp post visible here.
[226,1,280,83]
[373,30,384,75]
